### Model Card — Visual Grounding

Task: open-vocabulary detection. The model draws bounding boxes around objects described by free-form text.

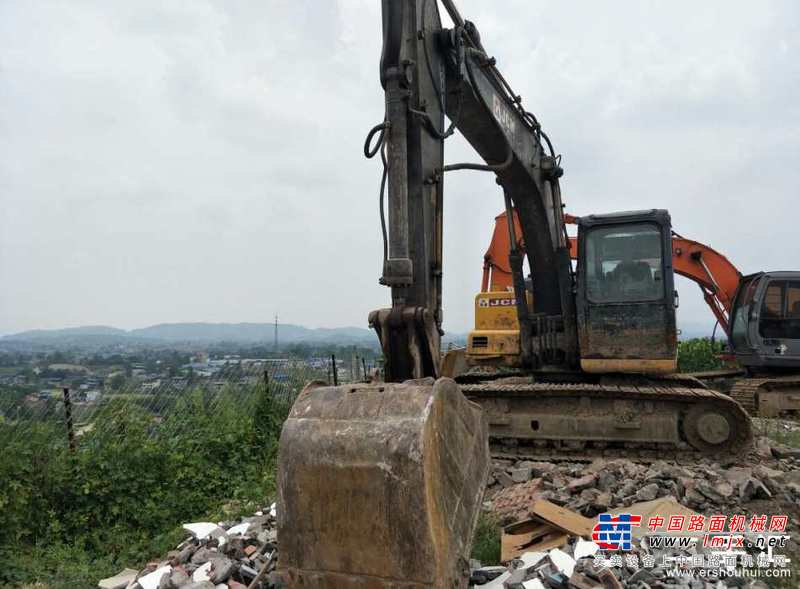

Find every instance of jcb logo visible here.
[479,298,516,308]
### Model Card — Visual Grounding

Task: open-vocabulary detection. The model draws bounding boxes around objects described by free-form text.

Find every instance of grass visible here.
[755,418,800,449]
[471,511,502,566]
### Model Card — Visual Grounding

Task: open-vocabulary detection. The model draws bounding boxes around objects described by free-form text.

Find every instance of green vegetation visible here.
[677,337,726,373]
[470,511,502,566]
[756,417,800,449]
[0,384,291,589]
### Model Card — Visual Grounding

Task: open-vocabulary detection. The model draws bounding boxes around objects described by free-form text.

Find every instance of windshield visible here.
[759,280,800,340]
[585,223,664,303]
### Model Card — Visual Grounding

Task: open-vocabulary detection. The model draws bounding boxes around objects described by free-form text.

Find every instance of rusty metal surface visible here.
[578,304,678,363]
[276,378,489,588]
[730,375,800,417]
[370,306,441,382]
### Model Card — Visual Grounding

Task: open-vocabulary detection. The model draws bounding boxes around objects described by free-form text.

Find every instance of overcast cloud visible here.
[1,0,798,336]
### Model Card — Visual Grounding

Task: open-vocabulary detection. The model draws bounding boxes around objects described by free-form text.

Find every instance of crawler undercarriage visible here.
[458,373,753,460]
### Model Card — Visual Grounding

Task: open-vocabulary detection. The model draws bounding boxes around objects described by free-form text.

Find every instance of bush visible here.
[0,383,291,588]
[677,338,725,373]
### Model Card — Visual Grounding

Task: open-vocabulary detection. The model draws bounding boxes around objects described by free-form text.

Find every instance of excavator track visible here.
[462,379,753,460]
[729,375,800,417]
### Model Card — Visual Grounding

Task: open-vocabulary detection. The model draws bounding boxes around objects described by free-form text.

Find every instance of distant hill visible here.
[1,322,378,347]
[8,325,128,340]
[129,322,375,344]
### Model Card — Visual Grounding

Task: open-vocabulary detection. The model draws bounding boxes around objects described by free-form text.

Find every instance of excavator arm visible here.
[371,0,577,381]
[671,234,742,335]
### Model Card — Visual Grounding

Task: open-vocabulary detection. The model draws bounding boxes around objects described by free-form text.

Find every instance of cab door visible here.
[752,274,800,363]
[576,210,677,374]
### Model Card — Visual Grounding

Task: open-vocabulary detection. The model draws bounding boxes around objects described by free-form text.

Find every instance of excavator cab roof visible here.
[576,208,671,227]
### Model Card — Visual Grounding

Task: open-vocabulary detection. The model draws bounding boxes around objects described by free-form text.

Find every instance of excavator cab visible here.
[731,272,800,368]
[467,209,680,375]
[576,210,678,374]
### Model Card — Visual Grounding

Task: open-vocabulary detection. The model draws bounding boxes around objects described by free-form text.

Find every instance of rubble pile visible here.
[470,535,777,589]
[478,435,800,588]
[97,435,798,589]
[487,437,800,527]
[98,505,280,589]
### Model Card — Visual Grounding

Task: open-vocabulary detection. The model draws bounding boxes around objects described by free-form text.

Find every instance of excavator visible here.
[277,1,755,586]
[470,210,800,418]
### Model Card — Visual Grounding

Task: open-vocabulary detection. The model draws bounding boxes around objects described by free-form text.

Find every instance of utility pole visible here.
[62,387,76,451]
[274,314,279,351]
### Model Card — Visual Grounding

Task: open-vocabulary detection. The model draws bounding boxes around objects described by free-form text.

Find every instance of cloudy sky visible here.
[1,0,798,336]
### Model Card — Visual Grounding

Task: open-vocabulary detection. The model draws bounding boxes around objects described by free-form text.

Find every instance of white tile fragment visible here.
[137,565,171,589]
[519,551,547,568]
[226,522,250,536]
[193,561,213,582]
[98,568,139,589]
[522,579,546,589]
[548,547,576,577]
[183,522,224,540]
[574,538,600,560]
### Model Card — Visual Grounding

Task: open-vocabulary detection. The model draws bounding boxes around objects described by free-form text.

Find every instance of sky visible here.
[1,0,798,336]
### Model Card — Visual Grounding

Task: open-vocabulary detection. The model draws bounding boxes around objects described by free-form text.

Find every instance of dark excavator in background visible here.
[277,1,754,586]
[471,211,800,417]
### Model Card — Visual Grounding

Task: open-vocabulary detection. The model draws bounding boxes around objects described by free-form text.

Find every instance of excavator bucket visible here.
[276,378,490,588]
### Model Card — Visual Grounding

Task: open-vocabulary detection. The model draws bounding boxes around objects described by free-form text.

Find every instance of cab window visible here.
[731,279,757,349]
[585,223,664,303]
[759,280,800,339]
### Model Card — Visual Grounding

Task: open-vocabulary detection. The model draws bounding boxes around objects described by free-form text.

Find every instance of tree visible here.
[108,373,126,390]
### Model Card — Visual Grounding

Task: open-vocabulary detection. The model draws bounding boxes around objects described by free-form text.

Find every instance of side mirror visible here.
[673,290,680,309]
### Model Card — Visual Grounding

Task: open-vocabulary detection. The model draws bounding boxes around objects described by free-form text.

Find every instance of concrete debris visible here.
[110,505,280,589]
[493,479,543,522]
[473,530,774,588]
[634,482,659,502]
[486,452,800,525]
[475,443,800,589]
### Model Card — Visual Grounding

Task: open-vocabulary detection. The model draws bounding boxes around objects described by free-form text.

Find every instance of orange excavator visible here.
[469,210,800,417]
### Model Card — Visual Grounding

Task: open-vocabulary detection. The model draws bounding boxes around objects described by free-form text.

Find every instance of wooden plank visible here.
[501,519,570,562]
[530,499,594,536]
